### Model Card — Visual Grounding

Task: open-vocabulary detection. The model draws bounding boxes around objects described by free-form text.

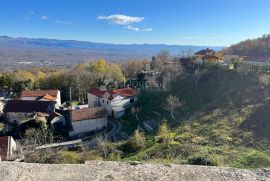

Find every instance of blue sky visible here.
[1,0,270,46]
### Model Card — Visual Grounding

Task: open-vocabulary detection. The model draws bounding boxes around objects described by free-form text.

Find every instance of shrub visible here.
[259,74,270,86]
[0,123,4,131]
[188,155,221,166]
[121,130,145,153]
[156,121,170,144]
[97,141,123,159]
[57,151,82,164]
[233,150,270,169]
[80,150,103,161]
[24,149,60,164]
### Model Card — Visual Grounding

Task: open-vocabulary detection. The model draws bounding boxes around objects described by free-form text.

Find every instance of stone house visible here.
[69,107,108,137]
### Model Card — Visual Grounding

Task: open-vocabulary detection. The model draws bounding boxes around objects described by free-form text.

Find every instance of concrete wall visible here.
[5,112,34,124]
[69,117,107,137]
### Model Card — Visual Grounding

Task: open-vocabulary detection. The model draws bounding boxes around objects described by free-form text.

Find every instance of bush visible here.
[233,150,270,169]
[121,130,145,153]
[25,149,60,164]
[80,150,103,161]
[156,121,170,144]
[188,155,221,166]
[57,151,82,164]
[97,141,123,159]
[259,74,270,86]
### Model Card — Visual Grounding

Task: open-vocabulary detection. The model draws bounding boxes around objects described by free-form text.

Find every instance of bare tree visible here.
[166,95,182,120]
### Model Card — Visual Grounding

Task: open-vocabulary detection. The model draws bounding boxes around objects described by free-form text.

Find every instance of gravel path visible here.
[0,161,269,181]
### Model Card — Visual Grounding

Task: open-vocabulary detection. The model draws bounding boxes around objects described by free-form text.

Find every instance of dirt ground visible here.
[0,161,269,181]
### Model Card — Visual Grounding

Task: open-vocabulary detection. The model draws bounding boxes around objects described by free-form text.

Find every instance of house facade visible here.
[3,100,55,125]
[0,136,17,161]
[69,107,108,137]
[194,48,224,63]
[88,87,136,118]
[20,90,61,108]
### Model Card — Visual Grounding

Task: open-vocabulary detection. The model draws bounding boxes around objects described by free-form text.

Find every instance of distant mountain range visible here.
[0,36,222,70]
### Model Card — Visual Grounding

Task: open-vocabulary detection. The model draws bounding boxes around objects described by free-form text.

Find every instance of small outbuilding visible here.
[69,107,108,137]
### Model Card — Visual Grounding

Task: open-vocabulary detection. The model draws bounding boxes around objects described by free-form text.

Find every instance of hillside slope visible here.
[227,34,270,57]
[123,68,270,168]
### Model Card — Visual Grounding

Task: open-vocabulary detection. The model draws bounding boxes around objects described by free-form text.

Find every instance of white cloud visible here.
[142,28,153,32]
[40,15,48,20]
[125,26,153,32]
[55,20,72,25]
[97,14,144,25]
[125,26,140,31]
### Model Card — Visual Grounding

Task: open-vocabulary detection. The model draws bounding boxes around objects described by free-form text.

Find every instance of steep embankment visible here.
[125,68,270,169]
[0,161,269,181]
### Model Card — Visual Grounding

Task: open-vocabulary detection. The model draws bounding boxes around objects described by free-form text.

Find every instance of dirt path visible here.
[0,161,269,181]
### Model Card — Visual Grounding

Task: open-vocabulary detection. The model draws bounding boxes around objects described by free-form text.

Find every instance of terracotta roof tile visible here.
[42,93,57,101]
[89,88,107,97]
[71,107,107,122]
[194,49,215,56]
[21,90,59,98]
[89,88,136,100]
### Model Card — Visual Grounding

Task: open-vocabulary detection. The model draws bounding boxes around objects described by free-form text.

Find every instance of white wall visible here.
[69,117,107,137]
[20,97,37,101]
[87,93,136,118]
[8,136,17,160]
[88,93,97,107]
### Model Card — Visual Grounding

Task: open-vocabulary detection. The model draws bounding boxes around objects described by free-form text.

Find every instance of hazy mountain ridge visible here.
[0,36,222,70]
[0,36,221,53]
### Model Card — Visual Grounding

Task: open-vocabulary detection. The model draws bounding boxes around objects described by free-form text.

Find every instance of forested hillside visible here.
[120,67,270,169]
[227,34,270,57]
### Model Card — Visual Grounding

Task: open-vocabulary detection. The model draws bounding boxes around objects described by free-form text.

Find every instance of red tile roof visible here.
[112,88,136,97]
[202,55,223,60]
[194,48,215,56]
[42,93,57,101]
[89,88,136,100]
[88,88,107,97]
[21,90,59,98]
[70,107,107,122]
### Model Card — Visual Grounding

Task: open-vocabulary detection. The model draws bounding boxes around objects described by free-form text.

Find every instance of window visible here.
[103,99,104,103]
[107,101,109,104]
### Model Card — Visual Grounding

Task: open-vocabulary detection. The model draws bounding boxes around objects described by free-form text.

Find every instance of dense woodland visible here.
[227,34,270,57]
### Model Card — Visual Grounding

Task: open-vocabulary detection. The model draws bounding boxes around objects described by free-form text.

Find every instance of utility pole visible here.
[69,86,72,102]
